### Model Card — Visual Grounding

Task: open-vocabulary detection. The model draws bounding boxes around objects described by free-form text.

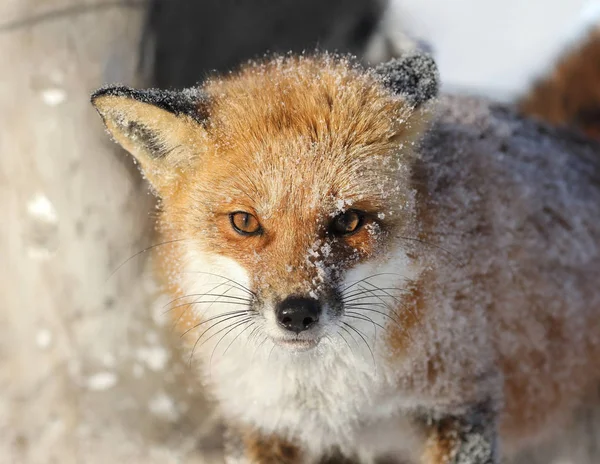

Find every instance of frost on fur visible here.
[91,54,600,463]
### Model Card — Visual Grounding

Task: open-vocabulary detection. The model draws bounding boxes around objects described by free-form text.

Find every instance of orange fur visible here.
[92,54,600,463]
[154,56,427,312]
[520,27,600,139]
[241,429,302,464]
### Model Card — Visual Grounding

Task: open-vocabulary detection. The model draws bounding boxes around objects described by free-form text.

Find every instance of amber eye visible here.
[330,210,364,236]
[230,211,261,236]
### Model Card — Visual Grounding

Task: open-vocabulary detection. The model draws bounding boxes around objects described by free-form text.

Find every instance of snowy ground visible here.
[1,0,599,463]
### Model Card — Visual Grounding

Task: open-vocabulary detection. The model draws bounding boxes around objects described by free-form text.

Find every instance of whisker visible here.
[342,292,407,305]
[345,313,378,338]
[339,273,403,292]
[360,281,421,322]
[209,317,255,368]
[350,283,418,323]
[341,321,376,369]
[345,312,387,332]
[223,321,257,356]
[191,286,240,321]
[336,329,355,355]
[163,286,236,322]
[180,310,250,338]
[189,316,253,365]
[183,271,256,296]
[339,324,360,348]
[168,300,250,321]
[343,297,391,307]
[162,281,237,310]
[246,324,262,346]
[347,284,400,320]
[169,294,204,332]
[107,238,190,281]
[356,283,401,307]
[347,306,414,344]
[252,333,271,363]
[342,287,408,301]
[169,284,240,332]
[345,305,404,327]
[267,342,277,364]
[164,293,253,309]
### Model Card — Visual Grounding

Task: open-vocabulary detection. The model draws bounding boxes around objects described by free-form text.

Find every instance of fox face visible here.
[92,54,438,357]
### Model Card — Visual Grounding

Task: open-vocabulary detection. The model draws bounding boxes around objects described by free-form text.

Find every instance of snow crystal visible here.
[27,193,57,223]
[25,193,59,260]
[40,87,67,106]
[148,392,179,421]
[35,329,52,350]
[86,372,118,391]
[136,346,169,372]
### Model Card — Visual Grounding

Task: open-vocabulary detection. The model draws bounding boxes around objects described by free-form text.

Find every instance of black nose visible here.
[275,296,322,334]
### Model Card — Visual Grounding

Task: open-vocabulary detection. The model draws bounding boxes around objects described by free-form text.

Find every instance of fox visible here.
[520,27,600,139]
[91,52,600,463]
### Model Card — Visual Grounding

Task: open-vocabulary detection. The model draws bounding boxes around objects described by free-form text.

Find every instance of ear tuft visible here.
[91,86,210,124]
[375,52,439,107]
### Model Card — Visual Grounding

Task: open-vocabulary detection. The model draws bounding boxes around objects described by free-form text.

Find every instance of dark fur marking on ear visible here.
[91,86,210,124]
[122,120,167,159]
[375,53,439,107]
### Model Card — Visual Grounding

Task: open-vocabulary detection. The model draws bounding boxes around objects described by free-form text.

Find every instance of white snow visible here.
[27,193,57,223]
[40,87,67,106]
[136,346,169,372]
[35,329,53,350]
[86,372,118,391]
[148,392,179,421]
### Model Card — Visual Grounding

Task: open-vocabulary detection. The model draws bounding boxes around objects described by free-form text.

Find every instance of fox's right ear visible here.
[91,86,210,193]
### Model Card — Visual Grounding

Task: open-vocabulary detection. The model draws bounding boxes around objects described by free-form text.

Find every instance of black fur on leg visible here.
[420,400,499,464]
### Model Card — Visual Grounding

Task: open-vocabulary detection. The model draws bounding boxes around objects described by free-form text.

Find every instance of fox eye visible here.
[330,210,364,236]
[230,211,261,236]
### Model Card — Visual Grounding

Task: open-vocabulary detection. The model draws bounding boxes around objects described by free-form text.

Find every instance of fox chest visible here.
[209,341,416,454]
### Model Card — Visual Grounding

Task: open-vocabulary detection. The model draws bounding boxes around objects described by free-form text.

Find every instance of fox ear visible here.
[91,86,210,193]
[375,52,439,107]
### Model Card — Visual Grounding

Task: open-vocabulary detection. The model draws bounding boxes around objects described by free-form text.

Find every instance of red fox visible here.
[91,53,600,463]
[520,27,600,139]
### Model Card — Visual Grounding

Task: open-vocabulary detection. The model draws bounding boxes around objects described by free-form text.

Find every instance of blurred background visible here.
[2,0,600,462]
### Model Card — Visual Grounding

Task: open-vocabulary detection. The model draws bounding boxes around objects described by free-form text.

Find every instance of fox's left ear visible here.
[374,52,440,107]
[91,86,209,193]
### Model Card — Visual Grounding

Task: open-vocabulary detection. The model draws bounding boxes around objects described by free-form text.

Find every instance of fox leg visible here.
[420,402,498,464]
[224,426,303,464]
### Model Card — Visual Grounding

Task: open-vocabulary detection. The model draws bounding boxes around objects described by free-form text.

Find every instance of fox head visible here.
[92,53,438,357]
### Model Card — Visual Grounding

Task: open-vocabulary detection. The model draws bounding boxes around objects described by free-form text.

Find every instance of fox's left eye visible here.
[330,210,364,236]
[230,211,262,235]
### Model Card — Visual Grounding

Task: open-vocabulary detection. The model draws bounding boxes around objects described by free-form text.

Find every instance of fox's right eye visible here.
[230,211,262,236]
